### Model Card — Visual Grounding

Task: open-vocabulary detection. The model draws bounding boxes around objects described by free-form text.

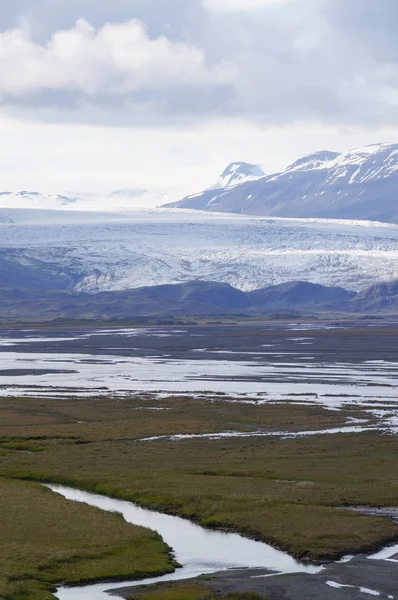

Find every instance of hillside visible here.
[2,280,398,321]
[166,143,398,223]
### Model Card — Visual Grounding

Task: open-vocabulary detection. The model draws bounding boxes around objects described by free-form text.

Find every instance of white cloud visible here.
[0,0,397,198]
[0,1,397,131]
[0,18,233,96]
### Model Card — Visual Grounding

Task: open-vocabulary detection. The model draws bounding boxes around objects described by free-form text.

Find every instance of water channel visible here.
[48,485,321,600]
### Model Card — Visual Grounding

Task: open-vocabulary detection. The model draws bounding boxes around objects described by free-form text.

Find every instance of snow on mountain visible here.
[209,162,266,190]
[173,163,266,210]
[166,143,398,223]
[1,207,398,294]
[0,191,79,209]
[0,188,169,211]
[284,143,398,182]
[283,151,341,173]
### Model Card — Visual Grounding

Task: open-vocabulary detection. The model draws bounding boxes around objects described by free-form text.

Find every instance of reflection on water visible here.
[48,485,321,600]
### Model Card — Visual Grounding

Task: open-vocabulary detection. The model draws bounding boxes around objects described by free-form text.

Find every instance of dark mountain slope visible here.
[247,281,355,310]
[0,253,79,290]
[3,279,398,321]
[166,143,398,223]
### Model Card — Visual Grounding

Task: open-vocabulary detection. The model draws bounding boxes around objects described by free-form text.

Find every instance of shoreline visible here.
[108,555,398,600]
[31,477,398,565]
[47,483,398,600]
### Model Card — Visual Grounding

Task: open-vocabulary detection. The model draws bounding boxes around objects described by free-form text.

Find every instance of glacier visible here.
[1,207,398,293]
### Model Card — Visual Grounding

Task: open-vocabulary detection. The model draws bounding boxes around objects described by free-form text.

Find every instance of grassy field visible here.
[0,394,358,442]
[0,478,176,600]
[0,394,397,598]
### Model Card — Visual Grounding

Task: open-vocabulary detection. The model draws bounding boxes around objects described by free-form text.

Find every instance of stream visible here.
[48,485,321,600]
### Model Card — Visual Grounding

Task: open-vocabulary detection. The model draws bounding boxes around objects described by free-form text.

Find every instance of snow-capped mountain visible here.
[0,189,168,211]
[0,191,79,209]
[2,207,398,294]
[209,162,266,190]
[166,143,398,223]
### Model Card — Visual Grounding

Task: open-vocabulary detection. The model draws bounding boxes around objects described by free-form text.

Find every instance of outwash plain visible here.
[0,321,397,600]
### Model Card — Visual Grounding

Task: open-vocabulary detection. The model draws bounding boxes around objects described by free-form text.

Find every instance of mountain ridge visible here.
[165,142,398,223]
[0,189,168,211]
[208,162,266,190]
[2,279,398,321]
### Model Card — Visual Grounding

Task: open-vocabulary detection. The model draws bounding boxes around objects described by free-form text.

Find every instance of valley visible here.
[1,2,397,599]
[0,322,397,599]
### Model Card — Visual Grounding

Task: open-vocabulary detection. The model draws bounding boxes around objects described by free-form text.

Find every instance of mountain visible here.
[3,279,398,321]
[167,162,266,211]
[0,189,168,211]
[247,281,355,311]
[166,143,398,223]
[140,280,249,310]
[0,281,250,321]
[0,253,77,290]
[209,162,266,190]
[0,191,79,209]
[351,281,398,312]
[2,208,398,294]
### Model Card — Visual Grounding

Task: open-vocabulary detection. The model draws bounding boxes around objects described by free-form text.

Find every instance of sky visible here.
[0,0,397,202]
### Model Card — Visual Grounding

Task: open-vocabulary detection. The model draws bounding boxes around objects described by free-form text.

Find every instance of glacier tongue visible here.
[1,208,398,293]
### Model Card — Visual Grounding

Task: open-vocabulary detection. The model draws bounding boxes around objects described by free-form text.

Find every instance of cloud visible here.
[200,0,398,127]
[0,0,206,42]
[0,0,397,129]
[0,19,232,96]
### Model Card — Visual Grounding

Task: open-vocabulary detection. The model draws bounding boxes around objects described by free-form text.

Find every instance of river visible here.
[48,485,321,600]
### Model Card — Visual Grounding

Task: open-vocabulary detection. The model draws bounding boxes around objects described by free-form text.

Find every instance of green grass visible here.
[0,478,176,600]
[0,395,397,598]
[0,395,357,442]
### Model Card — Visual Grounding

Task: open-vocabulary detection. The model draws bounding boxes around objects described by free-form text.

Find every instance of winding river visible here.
[48,485,321,600]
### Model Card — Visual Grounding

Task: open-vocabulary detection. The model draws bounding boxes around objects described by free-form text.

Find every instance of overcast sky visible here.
[0,0,397,200]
